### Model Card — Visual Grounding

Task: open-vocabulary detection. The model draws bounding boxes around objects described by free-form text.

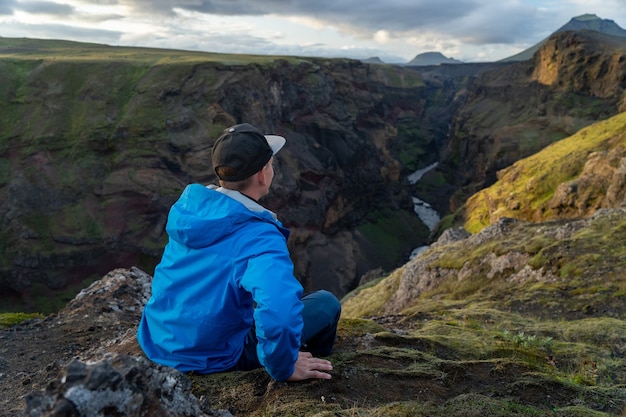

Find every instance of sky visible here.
[0,0,624,63]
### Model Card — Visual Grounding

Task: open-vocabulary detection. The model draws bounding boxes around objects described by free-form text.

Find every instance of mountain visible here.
[503,13,626,61]
[361,56,386,64]
[435,29,626,214]
[406,51,462,66]
[560,13,626,36]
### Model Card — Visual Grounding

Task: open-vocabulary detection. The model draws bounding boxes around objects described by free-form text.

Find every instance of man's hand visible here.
[287,351,333,381]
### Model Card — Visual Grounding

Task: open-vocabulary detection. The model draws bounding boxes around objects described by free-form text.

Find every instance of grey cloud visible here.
[80,13,126,23]
[18,1,75,15]
[445,4,540,45]
[118,0,479,30]
[113,0,543,46]
[70,0,120,5]
[284,0,480,32]
[155,23,406,62]
[0,0,18,15]
[65,0,620,53]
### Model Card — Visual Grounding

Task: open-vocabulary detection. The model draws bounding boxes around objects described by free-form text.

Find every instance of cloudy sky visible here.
[0,0,624,63]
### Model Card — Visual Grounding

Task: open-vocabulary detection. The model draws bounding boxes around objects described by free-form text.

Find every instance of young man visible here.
[137,123,341,381]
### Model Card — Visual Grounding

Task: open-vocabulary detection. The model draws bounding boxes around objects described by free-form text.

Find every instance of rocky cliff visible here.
[439,30,626,212]
[0,267,226,416]
[0,40,444,312]
[460,110,626,231]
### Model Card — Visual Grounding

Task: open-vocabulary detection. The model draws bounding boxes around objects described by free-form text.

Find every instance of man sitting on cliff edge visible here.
[137,122,341,381]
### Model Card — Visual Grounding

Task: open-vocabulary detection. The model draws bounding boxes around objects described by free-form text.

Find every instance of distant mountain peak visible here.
[572,13,601,21]
[362,56,385,65]
[406,51,462,66]
[502,14,626,62]
[558,13,626,37]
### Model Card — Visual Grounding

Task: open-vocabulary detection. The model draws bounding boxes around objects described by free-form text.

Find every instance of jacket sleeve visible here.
[239,225,304,381]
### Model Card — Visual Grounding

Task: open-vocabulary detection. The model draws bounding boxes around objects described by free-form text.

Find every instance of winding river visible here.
[408,162,440,258]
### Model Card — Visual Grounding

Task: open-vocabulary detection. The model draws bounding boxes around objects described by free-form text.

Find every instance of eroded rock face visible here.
[442,31,626,210]
[383,209,626,316]
[386,217,554,313]
[549,150,626,217]
[0,56,434,313]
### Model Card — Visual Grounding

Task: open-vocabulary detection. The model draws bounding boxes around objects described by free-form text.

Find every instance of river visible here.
[408,162,440,259]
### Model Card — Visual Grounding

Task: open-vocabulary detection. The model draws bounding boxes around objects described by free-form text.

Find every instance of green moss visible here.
[462,111,626,233]
[338,396,558,417]
[0,158,10,186]
[0,312,43,328]
[436,393,548,416]
[527,253,548,269]
[52,203,103,240]
[337,317,387,337]
[378,64,425,89]
[554,405,614,417]
[394,117,433,171]
[0,37,294,66]
[341,270,402,318]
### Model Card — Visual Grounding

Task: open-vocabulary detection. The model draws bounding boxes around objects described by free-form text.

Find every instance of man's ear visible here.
[257,163,271,186]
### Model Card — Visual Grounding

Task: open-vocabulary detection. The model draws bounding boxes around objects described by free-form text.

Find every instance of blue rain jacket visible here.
[137,183,304,381]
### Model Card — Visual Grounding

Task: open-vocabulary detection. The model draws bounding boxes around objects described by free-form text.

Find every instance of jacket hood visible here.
[165,184,285,249]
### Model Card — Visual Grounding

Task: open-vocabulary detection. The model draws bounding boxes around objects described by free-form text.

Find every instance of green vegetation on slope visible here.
[0,312,43,329]
[344,210,626,319]
[461,111,626,233]
[0,37,302,65]
[329,208,626,416]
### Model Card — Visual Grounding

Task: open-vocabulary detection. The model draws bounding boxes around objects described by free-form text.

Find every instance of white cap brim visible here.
[265,134,286,155]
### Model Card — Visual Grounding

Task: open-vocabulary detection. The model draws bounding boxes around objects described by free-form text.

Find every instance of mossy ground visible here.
[190,310,626,416]
[0,312,43,329]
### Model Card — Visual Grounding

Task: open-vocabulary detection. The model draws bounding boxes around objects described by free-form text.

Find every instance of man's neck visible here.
[212,186,277,220]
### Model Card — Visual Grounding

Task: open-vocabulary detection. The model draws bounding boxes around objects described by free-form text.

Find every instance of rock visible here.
[24,353,232,417]
[0,266,238,416]
[431,226,470,246]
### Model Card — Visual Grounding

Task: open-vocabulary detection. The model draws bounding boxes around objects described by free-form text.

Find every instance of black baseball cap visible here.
[211,123,286,181]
